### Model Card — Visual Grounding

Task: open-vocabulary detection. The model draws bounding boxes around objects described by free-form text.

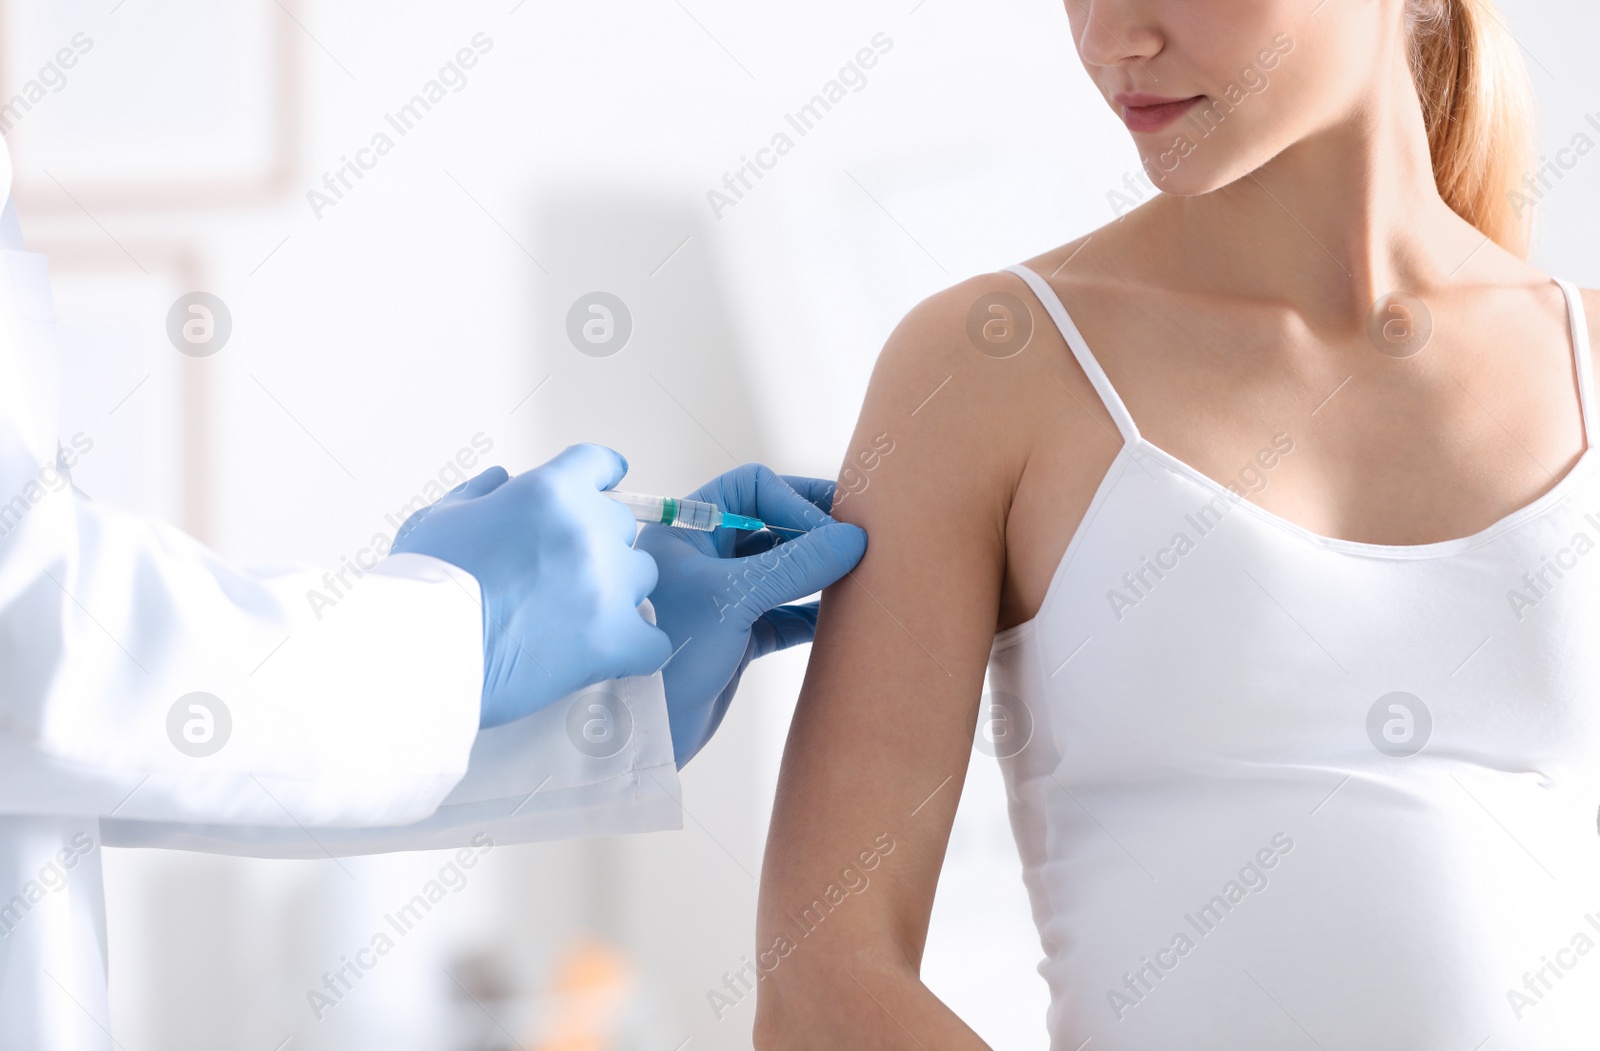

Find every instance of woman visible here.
[756,0,1600,1046]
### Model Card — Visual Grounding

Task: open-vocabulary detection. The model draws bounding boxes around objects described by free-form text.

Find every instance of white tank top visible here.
[986,263,1600,1049]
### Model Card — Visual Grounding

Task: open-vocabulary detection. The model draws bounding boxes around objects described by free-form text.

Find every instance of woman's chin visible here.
[1136,148,1275,200]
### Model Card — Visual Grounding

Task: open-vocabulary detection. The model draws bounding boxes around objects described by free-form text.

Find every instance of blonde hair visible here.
[1405,0,1536,257]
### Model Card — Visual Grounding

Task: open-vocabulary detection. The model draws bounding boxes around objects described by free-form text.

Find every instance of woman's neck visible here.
[1142,52,1506,328]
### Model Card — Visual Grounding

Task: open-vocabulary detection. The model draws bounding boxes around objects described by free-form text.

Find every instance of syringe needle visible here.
[606,489,808,533]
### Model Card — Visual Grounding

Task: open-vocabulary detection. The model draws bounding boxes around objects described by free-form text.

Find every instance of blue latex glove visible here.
[636,465,868,767]
[389,444,672,728]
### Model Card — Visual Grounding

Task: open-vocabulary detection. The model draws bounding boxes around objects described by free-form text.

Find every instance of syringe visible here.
[605,489,769,532]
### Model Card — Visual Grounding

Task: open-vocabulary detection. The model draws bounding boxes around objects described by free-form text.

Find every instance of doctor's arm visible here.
[0,424,666,831]
[754,284,1026,1049]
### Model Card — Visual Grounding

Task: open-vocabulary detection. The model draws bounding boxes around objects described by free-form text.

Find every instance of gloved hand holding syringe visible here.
[389,446,864,757]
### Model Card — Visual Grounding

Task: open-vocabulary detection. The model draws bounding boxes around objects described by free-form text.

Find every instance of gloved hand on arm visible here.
[389,443,672,728]
[637,465,868,768]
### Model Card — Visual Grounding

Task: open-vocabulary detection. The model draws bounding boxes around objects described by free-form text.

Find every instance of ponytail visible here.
[1405,0,1536,257]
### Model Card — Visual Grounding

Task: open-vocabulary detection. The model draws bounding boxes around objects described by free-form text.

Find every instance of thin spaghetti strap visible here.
[1554,278,1596,448]
[1003,264,1142,445]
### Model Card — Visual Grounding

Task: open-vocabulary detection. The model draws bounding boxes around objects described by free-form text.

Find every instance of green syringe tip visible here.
[719,513,767,531]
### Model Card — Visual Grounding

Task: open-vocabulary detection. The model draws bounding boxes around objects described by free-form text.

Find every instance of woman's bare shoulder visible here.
[841,265,1106,519]
[863,253,1111,418]
[834,274,1033,542]
[830,259,1124,635]
[872,268,1060,373]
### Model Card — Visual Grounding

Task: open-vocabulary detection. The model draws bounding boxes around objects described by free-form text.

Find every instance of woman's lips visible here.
[1115,94,1205,133]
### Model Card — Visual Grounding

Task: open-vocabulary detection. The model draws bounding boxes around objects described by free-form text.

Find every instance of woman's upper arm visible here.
[755,276,1036,1042]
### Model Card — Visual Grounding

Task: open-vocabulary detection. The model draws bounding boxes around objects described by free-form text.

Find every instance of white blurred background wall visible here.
[3,1,1596,1048]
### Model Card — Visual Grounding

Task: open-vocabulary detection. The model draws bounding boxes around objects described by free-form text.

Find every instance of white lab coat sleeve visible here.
[0,414,487,828]
[99,650,686,857]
